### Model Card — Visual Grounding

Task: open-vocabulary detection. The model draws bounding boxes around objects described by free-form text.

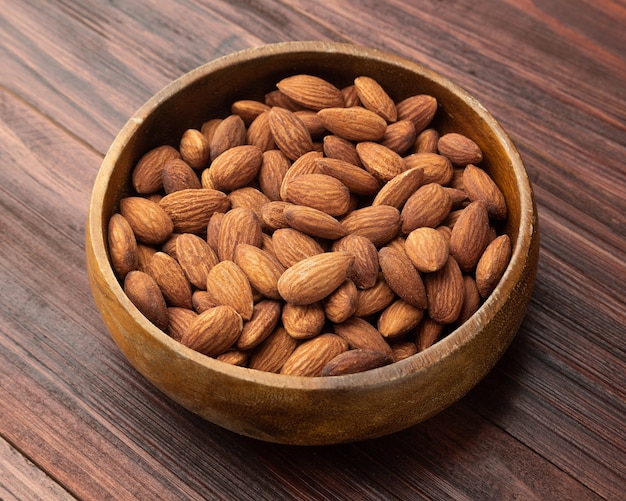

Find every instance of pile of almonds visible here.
[108,73,512,377]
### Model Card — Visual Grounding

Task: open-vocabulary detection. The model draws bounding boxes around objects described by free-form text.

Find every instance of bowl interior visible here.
[87,41,538,444]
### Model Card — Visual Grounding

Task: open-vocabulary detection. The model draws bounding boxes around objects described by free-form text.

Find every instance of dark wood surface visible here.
[1,1,624,499]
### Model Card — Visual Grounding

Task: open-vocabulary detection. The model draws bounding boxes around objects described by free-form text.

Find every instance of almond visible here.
[283,204,347,240]
[180,305,243,357]
[315,157,381,196]
[403,152,453,185]
[159,188,231,235]
[162,158,202,194]
[119,196,174,245]
[258,149,290,201]
[392,341,418,361]
[136,244,157,273]
[405,227,450,273]
[321,349,392,376]
[354,277,396,317]
[249,326,299,373]
[378,246,427,308]
[279,150,322,201]
[108,213,138,279]
[356,141,406,182]
[341,205,401,247]
[237,299,282,350]
[476,234,512,298]
[425,255,464,324]
[268,106,314,160]
[333,317,394,359]
[277,252,354,305]
[261,200,292,231]
[206,211,224,253]
[217,207,262,262]
[146,251,193,309]
[331,234,379,289]
[272,228,325,268]
[284,173,351,216]
[323,279,358,323]
[415,316,444,351]
[175,233,219,290]
[209,144,263,191]
[294,110,327,138]
[123,270,168,330]
[381,120,417,155]
[228,186,270,226]
[463,164,508,220]
[132,145,180,194]
[414,128,439,154]
[192,290,217,314]
[180,128,210,169]
[282,301,325,340]
[372,167,424,209]
[377,299,425,338]
[449,201,490,272]
[322,134,362,166]
[317,106,387,142]
[201,118,222,143]
[234,243,285,300]
[354,75,397,122]
[209,114,247,161]
[280,333,348,377]
[231,99,270,125]
[401,183,452,233]
[206,260,254,320]
[276,74,345,110]
[458,275,482,324]
[216,350,248,367]
[246,111,277,152]
[396,94,437,133]
[166,307,197,342]
[265,89,304,111]
[341,84,361,107]
[438,132,483,165]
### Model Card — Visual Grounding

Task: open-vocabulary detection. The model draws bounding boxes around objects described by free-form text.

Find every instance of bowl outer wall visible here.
[86,41,539,445]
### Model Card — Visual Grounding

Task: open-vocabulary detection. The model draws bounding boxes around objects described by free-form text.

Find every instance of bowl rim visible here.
[89,40,535,391]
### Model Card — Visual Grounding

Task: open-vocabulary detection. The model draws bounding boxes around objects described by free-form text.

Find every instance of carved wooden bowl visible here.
[86,41,539,445]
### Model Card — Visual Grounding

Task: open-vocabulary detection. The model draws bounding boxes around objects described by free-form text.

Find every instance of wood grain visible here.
[0,0,624,498]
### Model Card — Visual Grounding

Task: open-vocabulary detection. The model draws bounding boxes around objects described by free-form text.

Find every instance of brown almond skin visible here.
[317,106,387,142]
[280,333,349,377]
[234,243,285,300]
[277,74,345,110]
[206,260,254,321]
[438,133,483,166]
[209,144,263,191]
[458,275,482,325]
[159,188,231,234]
[315,157,381,196]
[403,152,453,185]
[323,279,358,323]
[392,341,418,361]
[356,141,406,182]
[476,234,512,298]
[249,327,299,373]
[146,251,193,310]
[372,167,424,209]
[231,99,271,125]
[425,256,465,324]
[272,228,325,268]
[333,317,394,360]
[180,128,211,169]
[237,299,282,351]
[463,164,508,220]
[354,75,397,122]
[401,183,452,233]
[396,94,438,133]
[354,277,396,317]
[108,213,138,280]
[217,207,263,262]
[283,204,347,240]
[247,111,277,152]
[378,246,428,309]
[279,150,322,201]
[261,201,292,231]
[209,114,247,161]
[449,201,491,272]
[123,270,169,331]
[132,145,180,195]
[206,212,224,253]
[341,205,402,247]
[277,252,355,305]
[332,234,380,290]
[180,305,243,357]
[166,307,198,342]
[192,290,216,314]
[381,120,417,155]
[119,196,174,245]
[162,158,202,194]
[415,316,444,351]
[258,150,290,201]
[175,233,218,290]
[228,187,270,225]
[282,301,326,340]
[414,128,439,154]
[323,135,362,166]
[268,106,314,161]
[284,173,351,216]
[405,227,450,273]
[321,349,393,376]
[378,299,425,338]
[216,350,249,367]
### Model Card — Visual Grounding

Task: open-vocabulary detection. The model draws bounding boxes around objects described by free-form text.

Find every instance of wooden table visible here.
[1,1,624,499]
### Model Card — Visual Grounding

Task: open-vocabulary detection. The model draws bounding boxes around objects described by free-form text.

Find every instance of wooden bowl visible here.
[86,41,539,445]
